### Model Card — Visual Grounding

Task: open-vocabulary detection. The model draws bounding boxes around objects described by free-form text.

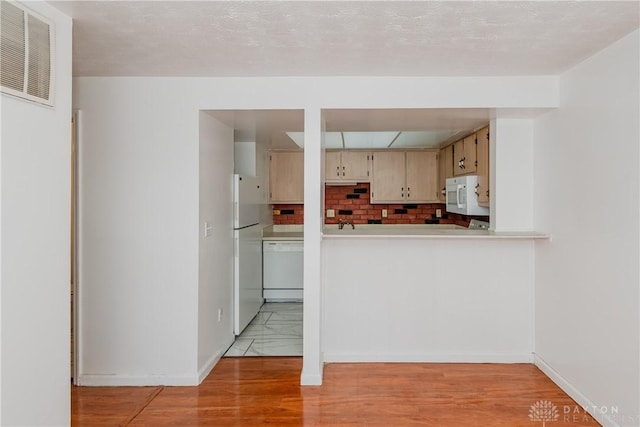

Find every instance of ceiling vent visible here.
[1,1,54,106]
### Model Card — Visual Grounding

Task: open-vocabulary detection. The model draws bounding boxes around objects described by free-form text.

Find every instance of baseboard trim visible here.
[197,344,230,384]
[76,373,200,386]
[322,352,534,363]
[534,353,621,427]
[300,371,323,386]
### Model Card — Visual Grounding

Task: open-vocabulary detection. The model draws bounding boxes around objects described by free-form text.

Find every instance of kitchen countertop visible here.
[262,224,549,240]
[262,225,304,241]
[322,224,549,239]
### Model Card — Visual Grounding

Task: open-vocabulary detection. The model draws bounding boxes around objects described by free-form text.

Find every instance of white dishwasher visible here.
[263,240,303,301]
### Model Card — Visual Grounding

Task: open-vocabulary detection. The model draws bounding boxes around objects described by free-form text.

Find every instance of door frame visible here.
[71,110,82,384]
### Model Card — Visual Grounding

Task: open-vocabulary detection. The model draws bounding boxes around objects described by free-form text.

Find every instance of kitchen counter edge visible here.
[322,229,550,239]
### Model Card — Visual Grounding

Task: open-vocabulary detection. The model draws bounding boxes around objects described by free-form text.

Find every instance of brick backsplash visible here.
[272,183,489,227]
[272,204,304,224]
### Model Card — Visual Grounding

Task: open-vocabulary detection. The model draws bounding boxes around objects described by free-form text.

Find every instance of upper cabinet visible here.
[438,144,454,202]
[370,151,406,203]
[453,133,477,176]
[325,150,371,182]
[269,150,304,204]
[475,126,490,206]
[371,150,439,204]
[406,151,439,202]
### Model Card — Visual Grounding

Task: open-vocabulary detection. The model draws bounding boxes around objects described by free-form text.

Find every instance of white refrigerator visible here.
[233,174,264,335]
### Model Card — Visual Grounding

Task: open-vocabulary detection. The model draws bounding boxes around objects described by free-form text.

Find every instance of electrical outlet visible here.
[435,209,442,218]
[273,209,280,216]
[218,308,223,322]
[326,209,335,218]
[382,209,388,218]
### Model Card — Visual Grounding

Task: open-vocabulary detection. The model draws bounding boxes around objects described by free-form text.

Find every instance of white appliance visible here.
[445,175,490,216]
[263,241,303,301]
[233,174,263,335]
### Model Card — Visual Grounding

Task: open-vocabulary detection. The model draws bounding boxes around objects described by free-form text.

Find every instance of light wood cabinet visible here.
[406,151,438,202]
[325,151,341,180]
[371,151,405,203]
[269,150,304,204]
[476,126,490,206]
[438,144,453,202]
[325,150,370,182]
[453,133,477,176]
[371,150,439,204]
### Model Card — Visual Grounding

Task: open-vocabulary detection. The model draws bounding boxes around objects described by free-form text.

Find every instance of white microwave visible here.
[445,176,490,216]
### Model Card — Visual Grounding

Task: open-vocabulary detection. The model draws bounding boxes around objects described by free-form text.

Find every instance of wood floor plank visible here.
[72,358,600,426]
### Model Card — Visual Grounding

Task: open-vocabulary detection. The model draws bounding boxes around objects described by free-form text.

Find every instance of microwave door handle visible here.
[457,185,464,208]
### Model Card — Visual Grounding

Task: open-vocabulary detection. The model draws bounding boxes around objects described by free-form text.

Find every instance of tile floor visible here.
[224,302,303,357]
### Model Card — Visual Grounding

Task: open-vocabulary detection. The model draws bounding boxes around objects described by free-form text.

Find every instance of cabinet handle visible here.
[401,187,404,198]
[336,166,339,177]
[474,183,480,197]
[486,190,490,197]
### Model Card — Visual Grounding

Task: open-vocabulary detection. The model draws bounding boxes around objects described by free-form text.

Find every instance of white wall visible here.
[197,112,235,380]
[491,118,534,232]
[75,80,201,385]
[0,2,72,425]
[533,30,639,427]
[73,75,557,385]
[322,238,534,362]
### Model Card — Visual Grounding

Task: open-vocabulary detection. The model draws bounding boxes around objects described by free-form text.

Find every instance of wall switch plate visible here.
[273,209,280,216]
[218,308,223,322]
[204,221,213,237]
[327,209,335,218]
[436,209,442,218]
[382,209,388,218]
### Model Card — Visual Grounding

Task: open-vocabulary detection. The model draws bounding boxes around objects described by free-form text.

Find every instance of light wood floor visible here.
[72,357,599,426]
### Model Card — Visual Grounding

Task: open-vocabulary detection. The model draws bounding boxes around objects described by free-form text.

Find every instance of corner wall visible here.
[533,30,640,426]
[0,2,73,425]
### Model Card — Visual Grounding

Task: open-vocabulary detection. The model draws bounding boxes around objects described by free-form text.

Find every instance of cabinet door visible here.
[325,151,342,180]
[453,138,466,176]
[476,127,490,206]
[438,145,453,202]
[269,151,304,203]
[463,133,477,174]
[341,151,371,181]
[371,151,405,203]
[453,134,477,175]
[406,151,439,202]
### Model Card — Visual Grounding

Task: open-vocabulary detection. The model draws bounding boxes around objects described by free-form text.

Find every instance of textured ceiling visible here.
[51,1,639,77]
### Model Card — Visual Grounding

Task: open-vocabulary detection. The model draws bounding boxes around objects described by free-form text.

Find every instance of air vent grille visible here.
[26,13,50,100]
[0,1,54,106]
[0,2,26,92]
